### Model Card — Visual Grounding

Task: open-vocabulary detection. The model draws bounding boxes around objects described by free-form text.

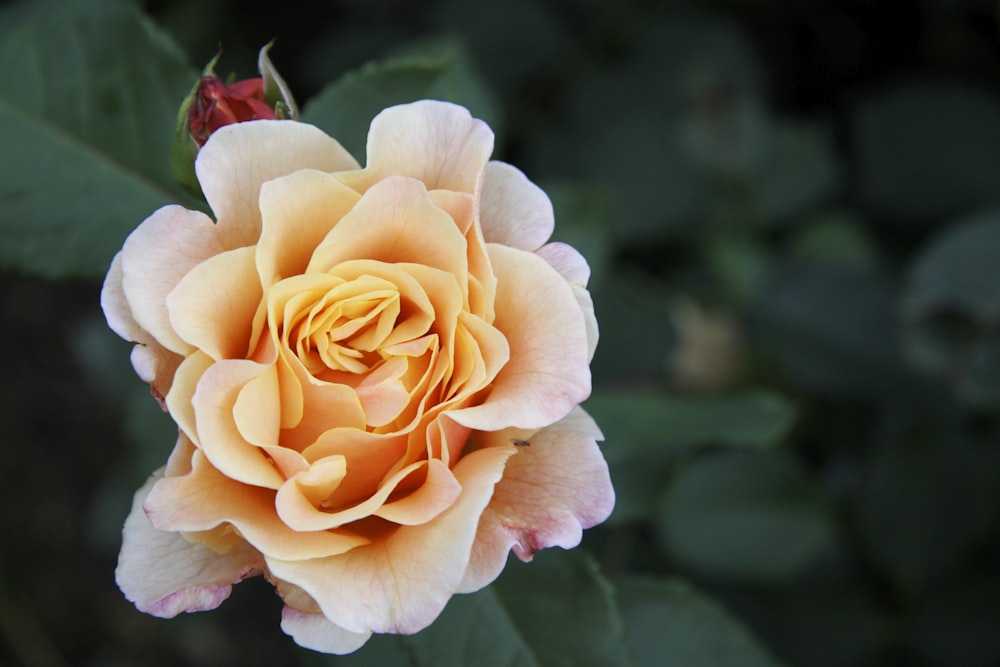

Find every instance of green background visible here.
[1,0,999,665]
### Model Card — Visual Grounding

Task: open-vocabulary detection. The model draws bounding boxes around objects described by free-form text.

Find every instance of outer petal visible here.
[449,244,591,431]
[338,101,494,195]
[167,245,262,360]
[535,242,591,287]
[479,161,554,251]
[265,444,516,635]
[101,252,146,344]
[458,407,613,592]
[196,120,360,248]
[280,607,372,655]
[120,205,228,355]
[116,472,264,618]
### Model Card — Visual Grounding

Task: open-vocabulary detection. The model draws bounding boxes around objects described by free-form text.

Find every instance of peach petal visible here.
[101,252,146,344]
[307,176,469,283]
[275,460,426,531]
[573,286,599,363]
[428,189,475,235]
[535,241,591,287]
[192,359,285,489]
[130,342,183,408]
[458,407,613,593]
[339,100,494,195]
[196,120,360,249]
[355,357,410,427]
[373,459,461,525]
[165,351,214,446]
[265,444,516,635]
[448,244,591,431]
[116,472,264,618]
[479,161,554,251]
[232,364,280,448]
[293,455,348,506]
[168,245,261,361]
[120,205,227,355]
[257,170,363,286]
[145,450,369,561]
[302,429,408,507]
[280,607,372,655]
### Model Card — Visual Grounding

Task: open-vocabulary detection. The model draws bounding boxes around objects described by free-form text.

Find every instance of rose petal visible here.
[479,161,554,251]
[257,169,363,287]
[165,351,214,445]
[120,205,228,355]
[116,471,264,618]
[339,100,494,195]
[280,606,372,655]
[535,241,591,287]
[101,252,146,344]
[168,245,262,360]
[196,120,360,248]
[145,448,369,561]
[191,359,285,489]
[458,407,614,592]
[265,444,516,635]
[448,244,591,431]
[307,176,469,283]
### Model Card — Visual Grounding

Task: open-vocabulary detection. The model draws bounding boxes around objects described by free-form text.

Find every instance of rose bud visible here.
[171,43,297,195]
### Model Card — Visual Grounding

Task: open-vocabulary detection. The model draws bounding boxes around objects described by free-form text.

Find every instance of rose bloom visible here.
[102,100,613,654]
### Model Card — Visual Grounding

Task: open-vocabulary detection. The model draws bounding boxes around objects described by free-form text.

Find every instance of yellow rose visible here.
[102,100,612,653]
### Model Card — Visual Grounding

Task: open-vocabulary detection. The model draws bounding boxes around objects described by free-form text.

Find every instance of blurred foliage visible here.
[2,0,1000,665]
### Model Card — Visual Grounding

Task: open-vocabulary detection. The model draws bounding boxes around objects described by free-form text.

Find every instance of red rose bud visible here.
[171,44,298,197]
[188,75,277,147]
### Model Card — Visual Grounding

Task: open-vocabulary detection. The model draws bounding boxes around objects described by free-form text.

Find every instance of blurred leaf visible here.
[786,212,880,272]
[902,208,1000,323]
[655,450,835,583]
[586,390,796,523]
[589,271,674,386]
[313,550,630,667]
[853,82,1000,224]
[900,209,1000,403]
[0,0,197,278]
[302,36,499,163]
[704,233,773,306]
[545,182,611,289]
[755,266,909,398]
[751,120,840,225]
[617,576,784,667]
[429,0,567,90]
[857,433,996,593]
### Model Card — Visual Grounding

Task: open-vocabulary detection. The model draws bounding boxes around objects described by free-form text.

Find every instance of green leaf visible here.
[755,266,910,398]
[786,212,880,272]
[749,120,840,226]
[545,182,611,289]
[0,0,198,278]
[302,36,499,163]
[617,576,784,667]
[853,82,1000,224]
[902,208,1000,324]
[585,391,796,523]
[655,450,835,583]
[310,550,630,667]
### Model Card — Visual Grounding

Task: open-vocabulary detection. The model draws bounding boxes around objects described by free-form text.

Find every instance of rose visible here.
[103,100,613,654]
